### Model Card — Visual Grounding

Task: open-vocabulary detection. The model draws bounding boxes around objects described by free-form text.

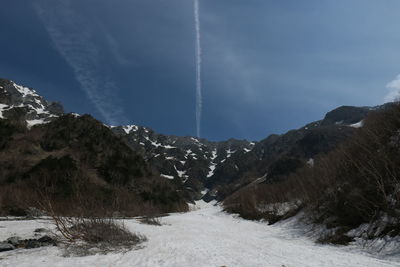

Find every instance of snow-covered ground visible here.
[0,202,399,267]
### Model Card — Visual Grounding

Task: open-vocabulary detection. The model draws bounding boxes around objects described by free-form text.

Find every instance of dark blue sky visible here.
[1,0,400,141]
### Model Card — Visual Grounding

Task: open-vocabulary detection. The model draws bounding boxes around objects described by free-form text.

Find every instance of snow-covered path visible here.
[0,202,399,267]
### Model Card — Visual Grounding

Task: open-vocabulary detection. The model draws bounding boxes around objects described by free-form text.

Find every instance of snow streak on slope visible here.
[1,203,399,267]
[194,0,202,138]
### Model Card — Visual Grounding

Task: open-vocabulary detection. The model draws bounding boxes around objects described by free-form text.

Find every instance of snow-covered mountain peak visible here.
[12,81,40,98]
[0,79,64,127]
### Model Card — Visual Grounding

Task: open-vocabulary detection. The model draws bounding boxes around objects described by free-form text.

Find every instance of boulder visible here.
[0,242,15,252]
[38,235,57,246]
[24,239,41,249]
[6,236,20,246]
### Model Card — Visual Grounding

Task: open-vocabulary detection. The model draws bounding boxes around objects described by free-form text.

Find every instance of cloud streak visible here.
[34,0,127,125]
[385,74,400,103]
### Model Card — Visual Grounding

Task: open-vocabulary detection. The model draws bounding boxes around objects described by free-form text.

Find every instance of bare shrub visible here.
[36,184,146,255]
[224,103,400,239]
[46,206,146,255]
[139,216,162,226]
[317,228,354,246]
[52,216,144,247]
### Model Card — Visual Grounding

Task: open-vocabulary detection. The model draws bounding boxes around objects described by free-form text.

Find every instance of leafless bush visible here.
[139,216,162,226]
[224,103,400,237]
[36,186,146,255]
[52,216,144,247]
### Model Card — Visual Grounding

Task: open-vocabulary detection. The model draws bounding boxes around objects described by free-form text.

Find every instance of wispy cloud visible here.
[104,32,132,66]
[34,0,127,125]
[385,74,400,103]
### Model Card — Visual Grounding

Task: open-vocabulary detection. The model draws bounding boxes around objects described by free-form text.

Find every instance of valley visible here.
[1,202,399,267]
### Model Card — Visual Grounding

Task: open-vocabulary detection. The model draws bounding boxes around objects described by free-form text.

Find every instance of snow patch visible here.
[12,82,39,97]
[174,165,187,178]
[144,136,163,147]
[143,136,176,149]
[191,137,201,145]
[307,158,314,167]
[0,104,8,118]
[226,148,236,158]
[258,201,301,216]
[207,164,216,178]
[123,125,139,134]
[244,148,251,153]
[161,174,174,180]
[26,119,48,128]
[206,149,218,178]
[201,189,209,196]
[210,149,217,160]
[350,121,364,128]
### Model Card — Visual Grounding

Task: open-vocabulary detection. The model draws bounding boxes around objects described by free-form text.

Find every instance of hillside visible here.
[0,79,188,216]
[224,102,400,245]
[0,79,386,219]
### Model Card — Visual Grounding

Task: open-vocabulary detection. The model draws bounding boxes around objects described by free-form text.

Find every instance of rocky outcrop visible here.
[0,235,57,252]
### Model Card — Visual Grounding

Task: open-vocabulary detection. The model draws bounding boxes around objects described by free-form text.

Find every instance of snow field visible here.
[0,202,399,267]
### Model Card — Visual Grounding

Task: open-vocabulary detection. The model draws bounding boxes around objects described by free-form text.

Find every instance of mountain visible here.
[111,126,255,200]
[0,79,63,127]
[0,79,188,216]
[0,79,379,209]
[111,105,377,202]
[198,105,377,200]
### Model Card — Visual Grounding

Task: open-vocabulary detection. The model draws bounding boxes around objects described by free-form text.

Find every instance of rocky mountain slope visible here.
[111,126,255,199]
[0,79,63,127]
[0,79,379,204]
[0,79,188,216]
[111,105,377,202]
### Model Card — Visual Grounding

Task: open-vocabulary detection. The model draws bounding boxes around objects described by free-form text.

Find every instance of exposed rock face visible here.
[0,235,57,252]
[0,79,64,127]
[0,242,15,252]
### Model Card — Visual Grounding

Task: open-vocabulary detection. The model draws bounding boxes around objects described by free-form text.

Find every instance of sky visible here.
[1,0,400,141]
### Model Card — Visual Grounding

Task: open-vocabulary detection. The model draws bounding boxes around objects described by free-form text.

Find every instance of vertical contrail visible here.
[194,0,202,138]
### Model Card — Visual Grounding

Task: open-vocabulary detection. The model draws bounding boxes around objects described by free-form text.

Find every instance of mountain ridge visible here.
[0,78,380,202]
